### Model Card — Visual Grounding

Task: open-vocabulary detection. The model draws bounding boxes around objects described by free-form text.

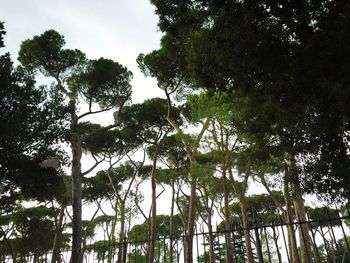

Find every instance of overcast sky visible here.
[0,0,164,102]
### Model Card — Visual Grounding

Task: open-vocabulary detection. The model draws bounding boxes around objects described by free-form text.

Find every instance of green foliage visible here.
[128,253,147,263]
[187,92,232,124]
[228,193,284,225]
[307,207,341,227]
[0,206,64,256]
[18,30,86,80]
[119,98,181,146]
[69,57,132,108]
[155,166,188,186]
[128,214,183,242]
[150,0,350,200]
[85,239,112,261]
[0,27,68,208]
[317,236,350,263]
[137,36,193,101]
[83,162,145,202]
[137,49,178,88]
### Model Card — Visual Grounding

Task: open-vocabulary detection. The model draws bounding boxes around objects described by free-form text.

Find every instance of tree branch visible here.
[81,154,105,176]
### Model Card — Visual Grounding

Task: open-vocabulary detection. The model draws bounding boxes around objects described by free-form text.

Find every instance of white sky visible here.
[0,0,164,103]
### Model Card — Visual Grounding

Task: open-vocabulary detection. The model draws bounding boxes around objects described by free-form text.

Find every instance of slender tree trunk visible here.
[239,195,254,263]
[51,206,65,263]
[223,169,234,263]
[293,182,313,263]
[169,181,175,263]
[148,147,159,263]
[284,176,299,263]
[118,201,126,263]
[108,207,117,263]
[183,176,196,263]
[70,100,83,263]
[207,209,215,263]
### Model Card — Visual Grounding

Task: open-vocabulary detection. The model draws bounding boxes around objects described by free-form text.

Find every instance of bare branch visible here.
[81,154,105,176]
[78,106,114,120]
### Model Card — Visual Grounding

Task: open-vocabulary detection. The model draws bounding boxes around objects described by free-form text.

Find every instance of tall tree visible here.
[0,23,68,212]
[138,47,213,263]
[119,98,181,262]
[18,30,132,262]
[149,0,350,201]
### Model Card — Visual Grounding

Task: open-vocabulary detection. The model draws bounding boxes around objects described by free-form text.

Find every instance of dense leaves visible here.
[18,30,85,81]
[0,24,68,207]
[149,0,350,200]
[69,58,132,108]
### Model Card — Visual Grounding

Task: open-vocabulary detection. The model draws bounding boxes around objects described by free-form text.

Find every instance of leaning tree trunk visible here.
[70,100,83,263]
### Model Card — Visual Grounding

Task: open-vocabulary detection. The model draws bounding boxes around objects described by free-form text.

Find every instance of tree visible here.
[155,134,189,262]
[138,48,214,263]
[84,161,150,263]
[18,30,132,262]
[0,23,68,212]
[0,206,70,261]
[118,97,182,262]
[149,0,350,202]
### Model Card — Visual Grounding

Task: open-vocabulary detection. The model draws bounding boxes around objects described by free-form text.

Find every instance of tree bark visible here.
[108,205,117,263]
[239,195,254,263]
[70,100,83,263]
[207,209,215,263]
[293,181,313,263]
[223,169,234,263]
[169,180,175,263]
[148,146,159,263]
[284,176,299,263]
[51,206,65,263]
[183,176,196,263]
[118,201,127,263]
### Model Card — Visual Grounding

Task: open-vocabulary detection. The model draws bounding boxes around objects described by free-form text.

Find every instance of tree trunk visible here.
[51,206,65,263]
[118,201,126,263]
[148,147,158,263]
[169,181,175,263]
[223,169,234,263]
[183,176,196,263]
[239,196,254,263]
[207,209,215,263]
[293,182,313,263]
[284,176,299,263]
[108,206,117,263]
[70,100,83,263]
